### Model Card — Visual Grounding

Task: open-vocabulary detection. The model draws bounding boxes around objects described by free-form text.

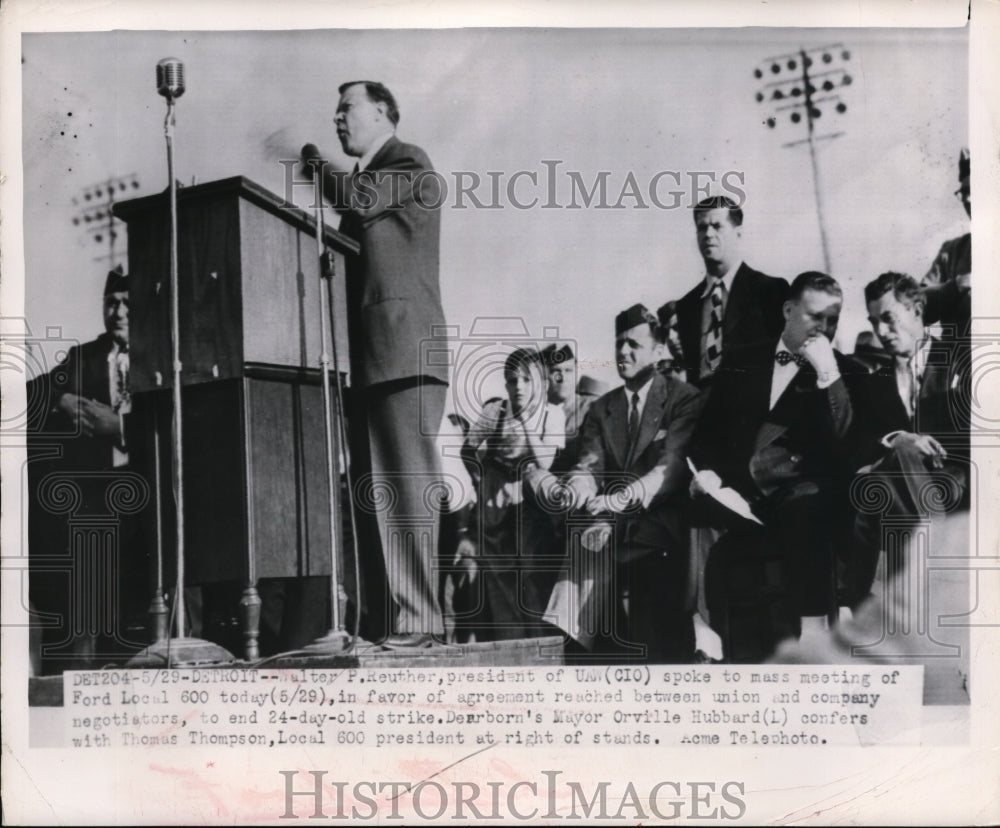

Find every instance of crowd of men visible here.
[443,160,971,663]
[449,270,968,660]
[26,79,971,670]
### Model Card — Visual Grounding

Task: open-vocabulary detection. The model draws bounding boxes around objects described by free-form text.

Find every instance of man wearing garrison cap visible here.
[46,265,132,469]
[28,265,144,671]
[555,303,702,662]
[541,342,592,474]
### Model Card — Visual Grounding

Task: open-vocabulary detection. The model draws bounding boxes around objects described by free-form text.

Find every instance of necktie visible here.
[704,277,726,373]
[627,391,640,455]
[775,350,809,368]
[908,358,920,421]
[114,350,131,414]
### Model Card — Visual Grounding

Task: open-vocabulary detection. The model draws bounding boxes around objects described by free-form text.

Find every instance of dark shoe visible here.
[381,633,437,650]
[694,649,722,665]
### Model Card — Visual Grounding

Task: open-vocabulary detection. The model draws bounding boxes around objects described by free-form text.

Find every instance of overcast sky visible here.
[20,26,968,397]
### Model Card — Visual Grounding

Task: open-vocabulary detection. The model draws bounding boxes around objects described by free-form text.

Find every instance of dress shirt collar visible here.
[699,259,742,299]
[774,335,802,363]
[893,336,933,379]
[893,335,933,415]
[910,335,933,378]
[356,130,395,172]
[623,373,655,418]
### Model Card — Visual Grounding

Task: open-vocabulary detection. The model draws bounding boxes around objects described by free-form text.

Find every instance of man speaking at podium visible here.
[304,81,448,649]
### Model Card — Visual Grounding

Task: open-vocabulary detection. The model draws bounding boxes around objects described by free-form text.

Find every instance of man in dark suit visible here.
[922,149,971,332]
[28,267,144,670]
[848,272,969,607]
[660,196,788,387]
[690,272,861,643]
[47,268,132,470]
[562,304,702,662]
[307,81,449,648]
[921,150,972,421]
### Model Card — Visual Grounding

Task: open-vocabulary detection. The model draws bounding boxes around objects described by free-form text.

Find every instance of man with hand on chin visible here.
[559,304,701,662]
[690,272,863,645]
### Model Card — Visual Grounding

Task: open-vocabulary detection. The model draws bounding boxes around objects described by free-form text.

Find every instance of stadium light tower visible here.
[71,174,141,268]
[755,44,852,273]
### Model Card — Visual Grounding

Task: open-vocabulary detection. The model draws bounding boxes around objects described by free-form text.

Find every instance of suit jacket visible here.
[37,333,125,472]
[336,135,449,389]
[671,263,789,386]
[25,333,130,562]
[550,393,599,476]
[569,371,701,560]
[922,232,971,331]
[690,339,860,504]
[851,338,968,469]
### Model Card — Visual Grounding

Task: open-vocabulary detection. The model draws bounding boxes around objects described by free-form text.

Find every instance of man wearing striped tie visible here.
[663,196,789,388]
[658,195,790,661]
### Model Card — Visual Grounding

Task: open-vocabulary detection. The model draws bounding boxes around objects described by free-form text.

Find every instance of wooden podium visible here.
[114,176,359,658]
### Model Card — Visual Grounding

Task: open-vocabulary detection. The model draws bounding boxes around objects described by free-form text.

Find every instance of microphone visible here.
[301,143,324,181]
[156,58,185,100]
[301,143,322,163]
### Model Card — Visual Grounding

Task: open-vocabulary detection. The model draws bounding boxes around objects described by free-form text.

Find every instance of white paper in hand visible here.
[687,457,763,525]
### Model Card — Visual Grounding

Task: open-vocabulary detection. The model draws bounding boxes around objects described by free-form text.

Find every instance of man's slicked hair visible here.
[338,80,400,126]
[788,270,842,302]
[864,271,924,313]
[693,195,744,228]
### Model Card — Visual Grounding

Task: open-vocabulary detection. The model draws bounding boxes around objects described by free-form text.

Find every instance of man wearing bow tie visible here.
[690,272,862,643]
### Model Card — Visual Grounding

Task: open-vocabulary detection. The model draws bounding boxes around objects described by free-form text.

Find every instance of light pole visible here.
[755,43,853,273]
[71,174,141,268]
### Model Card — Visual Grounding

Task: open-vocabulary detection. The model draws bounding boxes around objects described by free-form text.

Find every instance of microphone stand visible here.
[304,167,366,655]
[146,408,169,642]
[129,81,233,667]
